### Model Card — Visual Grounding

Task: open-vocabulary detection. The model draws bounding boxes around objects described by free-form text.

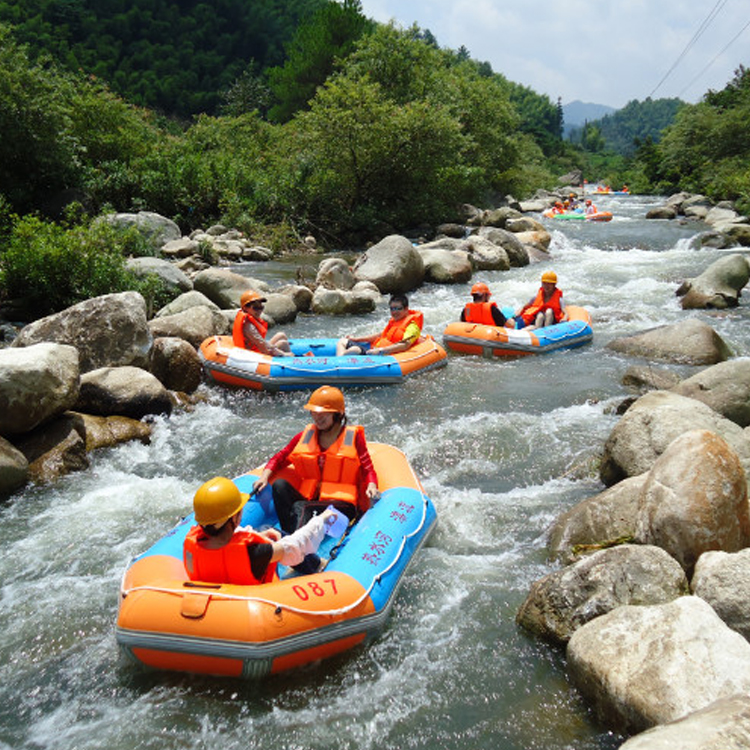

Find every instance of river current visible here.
[2,195,749,750]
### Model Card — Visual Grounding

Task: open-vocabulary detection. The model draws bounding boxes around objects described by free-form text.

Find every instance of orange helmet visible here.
[541,271,557,284]
[240,290,267,307]
[193,477,248,526]
[471,282,491,297]
[304,385,345,413]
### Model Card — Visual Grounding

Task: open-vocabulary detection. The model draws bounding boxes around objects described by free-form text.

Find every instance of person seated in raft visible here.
[461,282,515,328]
[183,476,336,584]
[335,293,423,357]
[549,200,565,215]
[252,385,379,574]
[233,290,293,357]
[515,271,567,331]
[584,199,598,216]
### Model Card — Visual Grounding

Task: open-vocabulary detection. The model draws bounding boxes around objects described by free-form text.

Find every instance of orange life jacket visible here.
[374,310,424,349]
[183,527,278,585]
[522,287,564,325]
[289,424,364,507]
[463,302,498,326]
[232,311,269,351]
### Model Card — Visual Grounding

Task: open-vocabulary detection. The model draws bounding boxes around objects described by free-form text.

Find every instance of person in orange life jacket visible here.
[183,476,336,584]
[461,282,515,328]
[252,385,379,574]
[584,199,598,216]
[515,271,567,331]
[232,290,292,357]
[335,293,422,356]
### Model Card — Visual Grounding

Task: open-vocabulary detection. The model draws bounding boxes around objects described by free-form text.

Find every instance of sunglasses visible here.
[389,305,405,312]
[244,302,264,310]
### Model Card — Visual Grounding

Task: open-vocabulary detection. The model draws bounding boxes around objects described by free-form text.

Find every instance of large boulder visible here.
[547,474,647,563]
[316,258,356,290]
[192,268,270,309]
[352,235,425,293]
[692,548,750,641]
[0,436,29,498]
[262,293,298,325]
[482,206,521,228]
[623,365,682,393]
[70,412,152,452]
[417,247,473,284]
[724,223,750,247]
[517,544,687,645]
[125,257,193,297]
[512,230,552,252]
[618,694,750,750]
[11,292,152,373]
[676,254,750,309]
[148,306,230,349]
[13,414,89,484]
[704,206,743,229]
[100,211,181,252]
[672,358,750,427]
[634,430,750,573]
[600,391,750,486]
[567,596,750,734]
[606,319,732,365]
[646,206,678,220]
[0,343,80,435]
[459,235,511,271]
[155,290,220,318]
[311,284,379,315]
[474,227,530,267]
[149,337,202,393]
[75,366,172,419]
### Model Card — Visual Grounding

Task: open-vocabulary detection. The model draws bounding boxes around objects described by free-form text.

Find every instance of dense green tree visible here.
[267,0,374,122]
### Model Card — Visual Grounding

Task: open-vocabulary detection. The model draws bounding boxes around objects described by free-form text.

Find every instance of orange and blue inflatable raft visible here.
[115,443,436,678]
[443,305,593,357]
[198,335,447,391]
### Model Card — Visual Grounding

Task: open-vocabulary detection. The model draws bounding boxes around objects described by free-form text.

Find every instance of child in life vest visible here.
[335,293,423,356]
[515,271,567,330]
[461,282,515,328]
[183,476,335,584]
[232,290,292,356]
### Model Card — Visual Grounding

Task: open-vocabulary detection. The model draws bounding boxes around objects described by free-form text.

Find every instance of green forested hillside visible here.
[0,0,324,116]
[569,97,683,155]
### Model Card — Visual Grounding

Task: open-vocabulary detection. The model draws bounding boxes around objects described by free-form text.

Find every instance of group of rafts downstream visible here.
[117,277,593,679]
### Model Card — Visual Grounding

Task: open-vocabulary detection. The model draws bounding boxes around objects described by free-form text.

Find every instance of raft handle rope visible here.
[120,448,431,618]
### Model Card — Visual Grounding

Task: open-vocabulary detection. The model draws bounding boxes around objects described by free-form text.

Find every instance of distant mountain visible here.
[562,100,616,135]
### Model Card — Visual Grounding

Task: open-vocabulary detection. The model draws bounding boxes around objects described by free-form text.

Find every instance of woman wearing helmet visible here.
[252,386,379,573]
[232,290,293,357]
[515,271,567,330]
[461,282,515,328]
[183,476,335,584]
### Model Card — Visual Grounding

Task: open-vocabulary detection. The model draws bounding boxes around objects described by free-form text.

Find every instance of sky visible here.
[358,0,750,110]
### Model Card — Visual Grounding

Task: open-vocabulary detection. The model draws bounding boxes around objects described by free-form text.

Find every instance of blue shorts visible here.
[346,340,372,353]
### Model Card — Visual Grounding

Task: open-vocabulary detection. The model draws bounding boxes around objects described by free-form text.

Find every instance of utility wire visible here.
[678,16,750,97]
[648,0,729,98]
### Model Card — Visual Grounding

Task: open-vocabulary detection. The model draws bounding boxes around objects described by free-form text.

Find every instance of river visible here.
[2,195,749,750]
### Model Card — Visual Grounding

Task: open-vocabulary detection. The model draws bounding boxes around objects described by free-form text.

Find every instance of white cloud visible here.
[359,0,750,108]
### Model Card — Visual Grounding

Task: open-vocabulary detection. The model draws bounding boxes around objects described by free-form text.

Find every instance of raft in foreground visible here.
[116,444,436,678]
[543,211,613,222]
[442,305,593,357]
[199,335,447,391]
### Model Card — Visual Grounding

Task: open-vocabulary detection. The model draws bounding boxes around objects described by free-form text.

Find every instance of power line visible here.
[678,16,750,97]
[648,0,729,99]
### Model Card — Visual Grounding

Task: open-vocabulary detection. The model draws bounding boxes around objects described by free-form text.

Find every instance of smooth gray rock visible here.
[677,254,750,309]
[316,258,356,290]
[192,268,270,309]
[352,235,425,293]
[125,256,193,296]
[148,305,230,349]
[0,343,80,435]
[567,596,750,734]
[0,436,29,497]
[149,337,202,393]
[517,544,687,645]
[417,247,472,284]
[12,292,152,373]
[75,366,172,419]
[155,290,220,318]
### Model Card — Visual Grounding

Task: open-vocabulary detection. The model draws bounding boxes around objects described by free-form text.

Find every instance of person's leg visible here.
[269,332,291,352]
[272,480,322,574]
[336,337,365,356]
[543,309,555,327]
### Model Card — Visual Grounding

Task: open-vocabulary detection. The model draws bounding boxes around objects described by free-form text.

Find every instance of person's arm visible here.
[515,296,535,316]
[243,320,288,357]
[354,430,379,504]
[252,432,303,493]
[460,307,467,322]
[490,305,507,327]
[370,323,421,355]
[272,510,335,566]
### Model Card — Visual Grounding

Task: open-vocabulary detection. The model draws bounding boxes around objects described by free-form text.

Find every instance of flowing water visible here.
[2,195,750,750]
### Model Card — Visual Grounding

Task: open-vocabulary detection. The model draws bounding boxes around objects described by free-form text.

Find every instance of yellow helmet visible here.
[304,385,345,413]
[193,477,249,526]
[541,271,557,284]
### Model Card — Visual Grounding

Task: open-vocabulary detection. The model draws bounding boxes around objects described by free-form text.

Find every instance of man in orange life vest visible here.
[183,476,335,585]
[232,290,292,357]
[461,282,515,328]
[252,385,379,574]
[335,293,423,357]
[515,271,567,331]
